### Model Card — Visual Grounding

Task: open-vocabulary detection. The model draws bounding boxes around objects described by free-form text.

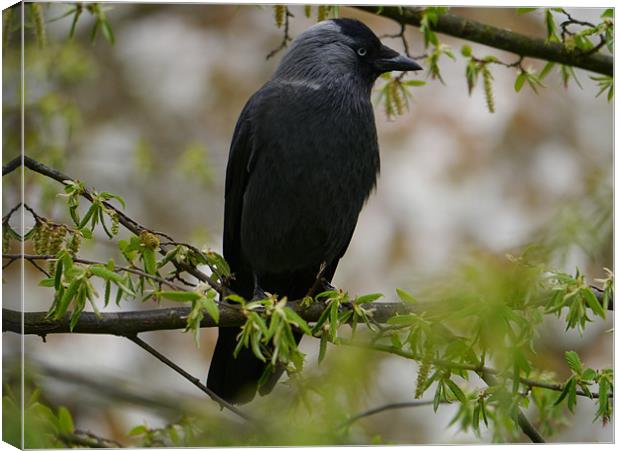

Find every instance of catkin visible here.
[482,65,495,113]
[317,5,328,22]
[30,3,46,49]
[33,221,50,255]
[273,5,285,28]
[47,225,67,256]
[110,211,120,236]
[3,7,12,51]
[415,342,433,399]
[140,230,160,249]
[304,5,312,18]
[68,233,81,257]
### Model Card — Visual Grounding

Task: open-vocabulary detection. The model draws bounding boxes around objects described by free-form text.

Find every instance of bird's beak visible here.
[374,44,423,73]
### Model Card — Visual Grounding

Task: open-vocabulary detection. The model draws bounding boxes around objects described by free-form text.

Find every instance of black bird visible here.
[207,18,422,404]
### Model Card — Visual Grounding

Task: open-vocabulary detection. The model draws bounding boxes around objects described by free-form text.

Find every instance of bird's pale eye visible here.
[357,47,367,57]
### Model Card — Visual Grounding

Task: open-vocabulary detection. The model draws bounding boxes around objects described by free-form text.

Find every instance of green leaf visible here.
[445,379,467,403]
[601,9,613,18]
[283,307,312,334]
[516,7,537,14]
[142,247,157,275]
[318,333,327,363]
[128,424,148,436]
[57,406,74,434]
[329,300,339,339]
[101,19,115,45]
[226,294,246,305]
[69,7,82,39]
[433,382,443,412]
[581,288,605,318]
[354,293,383,304]
[89,266,125,285]
[396,288,417,303]
[157,291,202,302]
[78,203,98,229]
[202,294,220,324]
[582,368,596,381]
[514,72,526,92]
[402,79,427,87]
[564,351,583,375]
[54,259,63,290]
[103,280,111,307]
[545,9,558,41]
[39,278,55,288]
[54,279,81,319]
[554,377,576,408]
[538,61,555,80]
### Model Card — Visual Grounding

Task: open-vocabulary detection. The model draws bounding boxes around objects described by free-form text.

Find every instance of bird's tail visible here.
[207,327,299,404]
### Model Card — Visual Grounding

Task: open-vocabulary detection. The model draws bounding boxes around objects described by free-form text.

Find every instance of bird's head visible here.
[274,18,423,87]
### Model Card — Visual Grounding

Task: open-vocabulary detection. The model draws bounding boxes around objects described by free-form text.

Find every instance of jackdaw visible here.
[207,18,422,404]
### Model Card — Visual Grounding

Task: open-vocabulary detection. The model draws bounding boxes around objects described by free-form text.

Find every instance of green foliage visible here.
[29,3,47,49]
[3,383,75,448]
[273,5,286,28]
[514,68,545,93]
[376,74,426,118]
[176,143,215,187]
[544,269,608,332]
[419,7,449,49]
[316,5,339,22]
[590,75,614,101]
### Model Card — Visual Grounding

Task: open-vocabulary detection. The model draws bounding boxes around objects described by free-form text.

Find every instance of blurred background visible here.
[2,3,613,445]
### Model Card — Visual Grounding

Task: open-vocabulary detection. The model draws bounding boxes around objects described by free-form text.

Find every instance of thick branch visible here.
[354,6,612,76]
[2,303,411,336]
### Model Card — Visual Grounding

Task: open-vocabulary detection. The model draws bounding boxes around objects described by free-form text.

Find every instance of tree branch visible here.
[5,253,187,292]
[354,6,612,76]
[4,155,220,292]
[339,400,443,429]
[59,430,124,449]
[479,372,545,443]
[2,303,412,336]
[126,334,253,422]
[341,340,610,400]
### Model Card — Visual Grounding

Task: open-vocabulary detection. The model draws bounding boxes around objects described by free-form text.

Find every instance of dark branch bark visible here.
[354,6,612,76]
[2,303,412,336]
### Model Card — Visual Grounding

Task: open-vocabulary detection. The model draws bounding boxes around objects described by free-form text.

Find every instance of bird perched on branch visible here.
[207,18,422,404]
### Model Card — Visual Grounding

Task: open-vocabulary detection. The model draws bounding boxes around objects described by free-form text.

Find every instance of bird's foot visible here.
[252,285,268,301]
[319,278,337,293]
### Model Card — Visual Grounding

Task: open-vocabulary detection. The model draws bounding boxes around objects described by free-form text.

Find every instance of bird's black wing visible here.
[207,87,272,404]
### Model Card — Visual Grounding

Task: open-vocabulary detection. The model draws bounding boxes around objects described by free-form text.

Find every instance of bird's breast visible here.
[240,88,380,274]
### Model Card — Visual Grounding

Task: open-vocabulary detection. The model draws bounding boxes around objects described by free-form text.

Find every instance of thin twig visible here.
[126,334,253,422]
[3,253,187,291]
[339,400,446,429]
[266,7,293,60]
[4,155,222,292]
[340,340,610,400]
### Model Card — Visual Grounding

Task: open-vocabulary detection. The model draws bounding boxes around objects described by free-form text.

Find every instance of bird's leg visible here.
[252,272,267,301]
[306,262,339,298]
[319,278,337,293]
